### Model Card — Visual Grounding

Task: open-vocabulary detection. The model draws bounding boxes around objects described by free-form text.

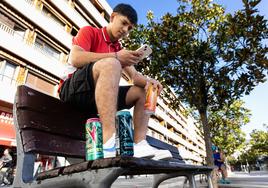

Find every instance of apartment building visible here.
[0,0,206,164]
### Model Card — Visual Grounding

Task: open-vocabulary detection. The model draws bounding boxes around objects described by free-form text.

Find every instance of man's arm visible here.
[69,45,116,68]
[123,66,147,87]
[123,66,163,95]
[220,152,226,162]
[69,45,143,68]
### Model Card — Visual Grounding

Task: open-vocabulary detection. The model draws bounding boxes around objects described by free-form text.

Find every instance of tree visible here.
[124,0,267,163]
[210,100,249,156]
[124,0,267,186]
[249,125,268,155]
[239,125,268,165]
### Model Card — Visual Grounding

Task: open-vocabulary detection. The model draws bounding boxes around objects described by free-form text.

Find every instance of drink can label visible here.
[85,118,103,160]
[144,83,158,114]
[115,111,134,156]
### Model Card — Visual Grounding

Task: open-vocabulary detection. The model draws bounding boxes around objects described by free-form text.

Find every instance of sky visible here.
[107,0,268,138]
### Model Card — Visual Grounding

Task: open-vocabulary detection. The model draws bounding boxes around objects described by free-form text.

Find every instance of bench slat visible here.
[62,161,93,176]
[36,157,213,181]
[146,136,183,160]
[36,167,64,181]
[17,109,86,140]
[22,129,85,158]
[16,85,85,116]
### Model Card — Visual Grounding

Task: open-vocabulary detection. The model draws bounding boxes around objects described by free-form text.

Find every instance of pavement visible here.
[218,170,268,188]
[111,170,268,188]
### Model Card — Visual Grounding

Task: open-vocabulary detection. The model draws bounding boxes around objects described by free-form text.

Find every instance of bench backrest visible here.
[15,85,87,158]
[15,85,183,161]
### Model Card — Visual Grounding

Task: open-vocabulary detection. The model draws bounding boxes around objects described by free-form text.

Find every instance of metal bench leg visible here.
[187,174,197,188]
[84,167,127,188]
[207,172,213,188]
[153,172,188,188]
[13,107,36,188]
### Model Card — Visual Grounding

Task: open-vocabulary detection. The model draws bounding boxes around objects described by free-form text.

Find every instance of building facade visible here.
[0,0,206,164]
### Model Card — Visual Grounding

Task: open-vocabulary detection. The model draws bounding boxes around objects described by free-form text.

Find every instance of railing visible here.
[0,23,61,61]
[24,0,67,30]
[0,23,15,35]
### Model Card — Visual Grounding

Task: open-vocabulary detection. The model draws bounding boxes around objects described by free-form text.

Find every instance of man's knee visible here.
[96,58,121,73]
[92,58,121,82]
[126,86,146,105]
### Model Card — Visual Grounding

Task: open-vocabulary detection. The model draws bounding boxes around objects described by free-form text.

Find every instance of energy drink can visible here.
[85,118,104,160]
[115,111,134,156]
[144,83,158,115]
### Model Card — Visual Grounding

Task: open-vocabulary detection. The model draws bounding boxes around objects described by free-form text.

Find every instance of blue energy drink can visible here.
[85,118,103,160]
[115,111,134,156]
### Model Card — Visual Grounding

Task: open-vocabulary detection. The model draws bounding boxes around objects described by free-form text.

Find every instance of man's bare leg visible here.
[92,58,122,143]
[123,82,172,160]
[124,86,149,143]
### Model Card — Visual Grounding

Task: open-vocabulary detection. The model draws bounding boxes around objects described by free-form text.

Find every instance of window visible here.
[26,72,55,96]
[0,61,17,85]
[35,37,61,60]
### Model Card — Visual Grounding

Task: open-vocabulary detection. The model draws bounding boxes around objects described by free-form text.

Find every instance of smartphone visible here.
[136,44,152,60]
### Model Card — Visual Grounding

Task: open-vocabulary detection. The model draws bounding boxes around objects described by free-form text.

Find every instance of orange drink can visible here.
[144,83,158,115]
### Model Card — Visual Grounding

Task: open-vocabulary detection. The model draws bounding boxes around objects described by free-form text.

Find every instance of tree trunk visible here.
[199,110,218,188]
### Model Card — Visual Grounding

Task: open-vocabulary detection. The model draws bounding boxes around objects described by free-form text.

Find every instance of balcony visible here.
[0,24,66,78]
[95,0,113,15]
[5,0,72,49]
[156,100,206,156]
[49,0,89,29]
[78,0,109,27]
[158,98,188,127]
[148,118,199,152]
[155,107,191,141]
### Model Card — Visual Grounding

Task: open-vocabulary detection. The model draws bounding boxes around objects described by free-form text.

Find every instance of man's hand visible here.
[116,49,143,67]
[145,78,163,96]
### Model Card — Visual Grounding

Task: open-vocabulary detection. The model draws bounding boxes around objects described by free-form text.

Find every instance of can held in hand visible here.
[115,111,134,156]
[144,83,158,115]
[85,118,104,160]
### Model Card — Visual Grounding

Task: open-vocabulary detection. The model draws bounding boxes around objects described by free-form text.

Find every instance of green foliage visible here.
[209,100,250,156]
[249,125,268,154]
[123,0,268,166]
[228,155,238,165]
[238,125,268,164]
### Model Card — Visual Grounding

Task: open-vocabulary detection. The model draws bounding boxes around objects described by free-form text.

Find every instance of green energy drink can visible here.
[85,118,103,160]
[115,111,134,156]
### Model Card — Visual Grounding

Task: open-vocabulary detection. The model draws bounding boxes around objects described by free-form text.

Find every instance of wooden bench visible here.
[12,85,213,188]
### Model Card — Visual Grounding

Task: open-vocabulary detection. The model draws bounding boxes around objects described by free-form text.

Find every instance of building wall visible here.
[0,0,206,164]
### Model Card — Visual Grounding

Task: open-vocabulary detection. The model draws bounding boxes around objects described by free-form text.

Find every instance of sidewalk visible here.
[112,171,268,188]
[219,170,268,188]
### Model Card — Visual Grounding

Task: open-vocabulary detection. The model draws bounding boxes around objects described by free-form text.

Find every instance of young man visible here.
[59,3,172,160]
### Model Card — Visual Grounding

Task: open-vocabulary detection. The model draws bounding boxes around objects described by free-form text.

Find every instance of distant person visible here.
[0,148,12,169]
[247,164,251,174]
[212,146,230,184]
[0,148,13,185]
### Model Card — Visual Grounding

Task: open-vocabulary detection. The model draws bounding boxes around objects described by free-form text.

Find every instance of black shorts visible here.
[59,63,133,117]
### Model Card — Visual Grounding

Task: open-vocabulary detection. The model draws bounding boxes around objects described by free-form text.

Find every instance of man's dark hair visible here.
[113,3,138,25]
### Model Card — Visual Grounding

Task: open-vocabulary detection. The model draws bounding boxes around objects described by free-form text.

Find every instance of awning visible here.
[0,121,16,147]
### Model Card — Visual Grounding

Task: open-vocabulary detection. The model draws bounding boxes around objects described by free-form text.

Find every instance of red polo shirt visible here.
[72,26,121,53]
[59,26,121,89]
